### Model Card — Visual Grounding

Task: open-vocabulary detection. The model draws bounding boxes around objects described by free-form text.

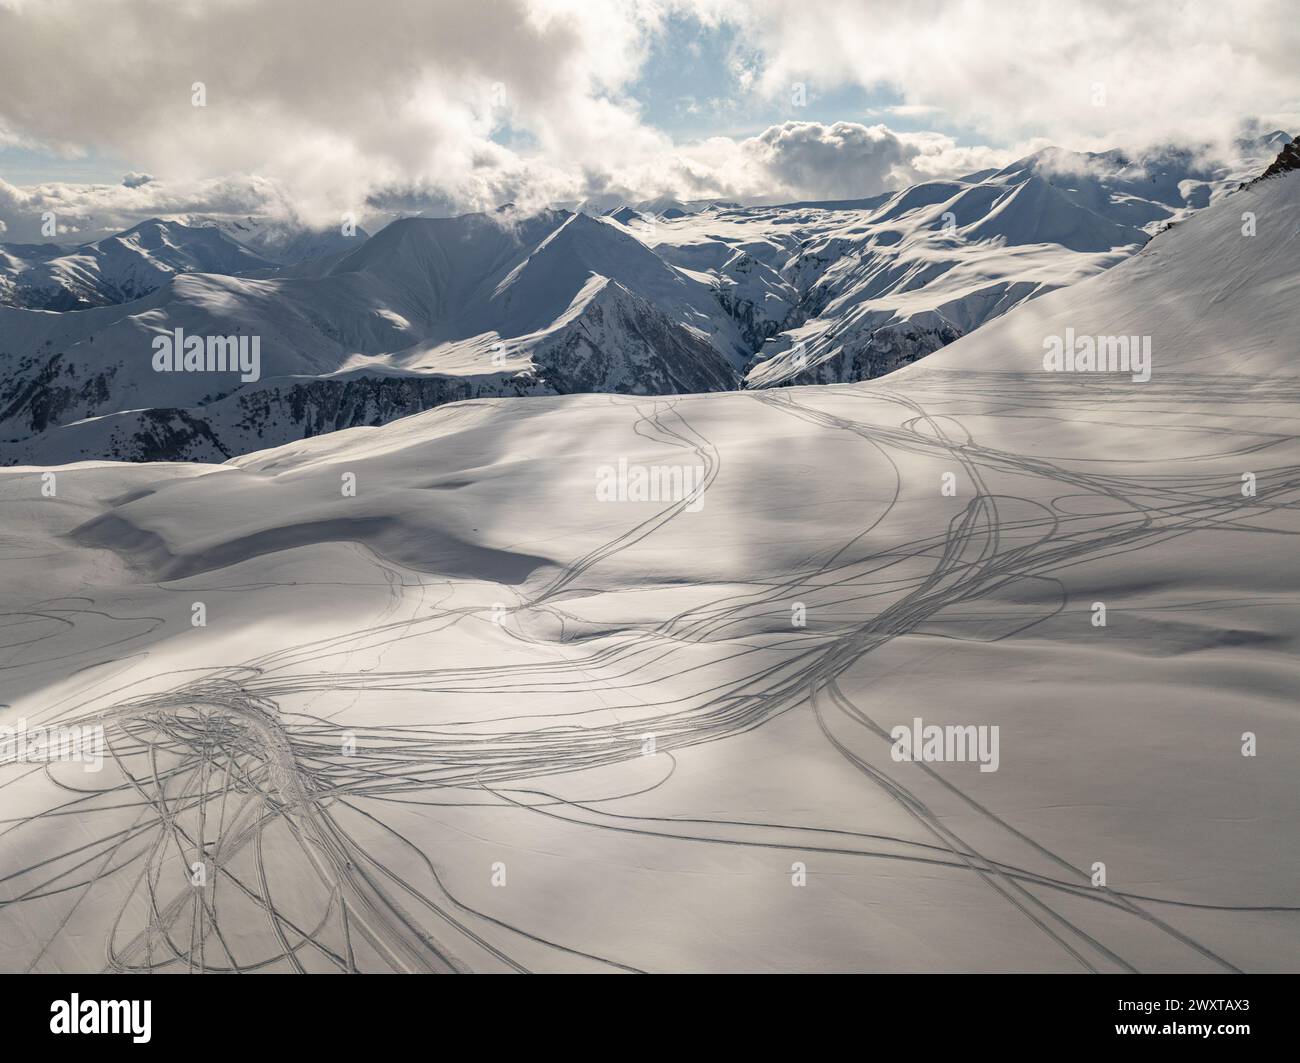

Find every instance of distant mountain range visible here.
[0,132,1289,464]
[0,219,277,311]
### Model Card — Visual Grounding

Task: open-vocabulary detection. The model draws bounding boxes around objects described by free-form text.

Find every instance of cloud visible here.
[649,123,1017,203]
[728,122,1017,200]
[0,172,294,242]
[0,119,1020,240]
[706,0,1300,152]
[0,0,1292,231]
[0,0,670,225]
[740,121,919,200]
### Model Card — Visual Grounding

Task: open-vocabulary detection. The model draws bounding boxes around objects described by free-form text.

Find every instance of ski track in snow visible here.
[1,369,1296,972]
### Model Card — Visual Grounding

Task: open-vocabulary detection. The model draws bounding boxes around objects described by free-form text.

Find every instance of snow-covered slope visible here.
[0,219,277,310]
[2,165,1295,973]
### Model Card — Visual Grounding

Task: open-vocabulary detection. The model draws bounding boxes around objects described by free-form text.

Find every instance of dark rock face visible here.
[1238,134,1300,191]
[532,283,738,396]
[0,352,118,434]
[0,285,94,311]
[766,320,964,388]
[233,375,530,442]
[714,280,802,355]
[126,409,236,463]
[1257,136,1300,181]
[0,374,543,465]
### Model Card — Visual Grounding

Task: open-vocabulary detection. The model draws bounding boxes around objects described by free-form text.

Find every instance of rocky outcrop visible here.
[1256,136,1300,182]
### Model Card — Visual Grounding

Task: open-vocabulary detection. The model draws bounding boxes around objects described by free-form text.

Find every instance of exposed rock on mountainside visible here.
[1255,135,1300,181]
